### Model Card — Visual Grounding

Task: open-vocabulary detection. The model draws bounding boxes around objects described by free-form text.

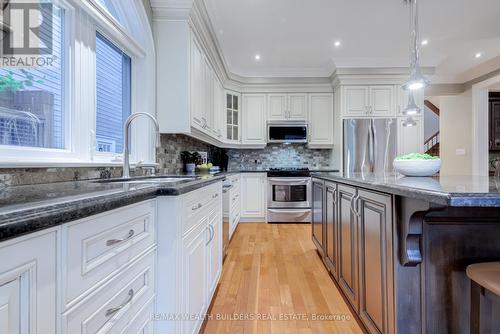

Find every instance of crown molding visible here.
[151,0,447,92]
[150,0,194,20]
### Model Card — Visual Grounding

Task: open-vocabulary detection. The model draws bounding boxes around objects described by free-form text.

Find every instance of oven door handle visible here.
[267,209,311,215]
[267,178,310,185]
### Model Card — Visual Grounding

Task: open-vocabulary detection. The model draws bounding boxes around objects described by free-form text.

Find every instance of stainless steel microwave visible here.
[267,124,308,143]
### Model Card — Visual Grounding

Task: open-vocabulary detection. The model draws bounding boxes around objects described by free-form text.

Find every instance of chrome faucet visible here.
[122,113,160,179]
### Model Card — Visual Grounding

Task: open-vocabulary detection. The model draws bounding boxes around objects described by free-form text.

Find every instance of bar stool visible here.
[466,262,500,334]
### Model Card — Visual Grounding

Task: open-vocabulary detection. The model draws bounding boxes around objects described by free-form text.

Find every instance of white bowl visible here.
[393,159,441,177]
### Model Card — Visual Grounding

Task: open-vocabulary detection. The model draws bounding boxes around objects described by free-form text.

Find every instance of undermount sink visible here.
[95,176,197,184]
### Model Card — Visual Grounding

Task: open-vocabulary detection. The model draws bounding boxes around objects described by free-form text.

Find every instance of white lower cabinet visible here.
[240,173,267,221]
[0,183,224,334]
[156,182,223,334]
[182,221,208,334]
[0,201,157,334]
[225,174,241,239]
[62,250,156,334]
[0,231,57,334]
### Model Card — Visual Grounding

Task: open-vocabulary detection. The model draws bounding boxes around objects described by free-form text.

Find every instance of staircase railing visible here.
[424,131,439,154]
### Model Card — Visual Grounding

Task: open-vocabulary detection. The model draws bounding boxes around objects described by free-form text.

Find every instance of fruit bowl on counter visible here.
[393,153,441,177]
[196,162,213,174]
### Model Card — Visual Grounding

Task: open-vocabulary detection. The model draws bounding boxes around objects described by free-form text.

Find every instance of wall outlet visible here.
[455,148,466,156]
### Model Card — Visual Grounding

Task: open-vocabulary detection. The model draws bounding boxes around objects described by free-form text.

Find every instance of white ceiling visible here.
[204,0,500,83]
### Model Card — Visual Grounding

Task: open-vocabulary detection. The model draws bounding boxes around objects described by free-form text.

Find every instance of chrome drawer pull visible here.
[192,203,202,211]
[105,289,134,317]
[106,229,135,246]
[212,193,219,199]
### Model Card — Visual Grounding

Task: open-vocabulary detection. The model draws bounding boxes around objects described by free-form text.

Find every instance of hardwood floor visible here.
[202,223,364,334]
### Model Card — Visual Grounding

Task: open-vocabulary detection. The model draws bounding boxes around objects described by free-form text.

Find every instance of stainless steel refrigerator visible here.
[343,118,397,174]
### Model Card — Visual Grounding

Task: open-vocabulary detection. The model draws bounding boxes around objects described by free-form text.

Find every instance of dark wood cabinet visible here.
[489,95,500,151]
[311,179,395,334]
[311,179,325,256]
[357,189,394,334]
[324,182,339,279]
[337,184,359,311]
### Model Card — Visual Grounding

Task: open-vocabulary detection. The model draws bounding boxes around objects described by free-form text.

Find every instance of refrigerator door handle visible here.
[368,120,375,172]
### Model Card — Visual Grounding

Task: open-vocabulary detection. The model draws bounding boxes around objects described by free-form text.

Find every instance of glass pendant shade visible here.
[402,91,421,116]
[402,63,430,91]
[402,116,417,127]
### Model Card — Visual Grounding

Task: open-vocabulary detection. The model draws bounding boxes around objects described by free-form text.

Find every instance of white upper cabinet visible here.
[369,86,394,116]
[268,94,288,121]
[226,92,241,143]
[308,93,334,148]
[190,37,204,129]
[267,93,308,121]
[343,85,395,118]
[288,94,308,120]
[242,94,267,146]
[343,86,369,117]
[156,21,225,145]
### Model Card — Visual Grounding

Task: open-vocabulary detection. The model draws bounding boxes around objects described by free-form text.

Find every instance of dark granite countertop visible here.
[0,173,226,242]
[311,172,500,207]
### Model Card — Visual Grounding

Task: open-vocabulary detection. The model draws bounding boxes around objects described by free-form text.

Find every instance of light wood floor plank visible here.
[203,223,363,334]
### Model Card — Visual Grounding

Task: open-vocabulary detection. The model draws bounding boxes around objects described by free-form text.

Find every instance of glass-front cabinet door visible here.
[226,92,240,142]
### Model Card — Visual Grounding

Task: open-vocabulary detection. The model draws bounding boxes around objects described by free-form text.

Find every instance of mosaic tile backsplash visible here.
[0,134,222,187]
[0,135,331,186]
[227,144,332,171]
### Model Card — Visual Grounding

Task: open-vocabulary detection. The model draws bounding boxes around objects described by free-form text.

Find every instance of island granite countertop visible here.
[0,173,227,242]
[311,172,500,207]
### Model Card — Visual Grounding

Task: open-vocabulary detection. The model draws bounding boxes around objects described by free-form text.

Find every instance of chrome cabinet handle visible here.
[353,195,361,217]
[105,289,134,317]
[350,195,356,216]
[192,203,203,211]
[206,225,214,245]
[106,230,135,246]
[212,193,219,199]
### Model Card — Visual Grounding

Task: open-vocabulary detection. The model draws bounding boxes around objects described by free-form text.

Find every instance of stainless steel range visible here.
[267,168,312,223]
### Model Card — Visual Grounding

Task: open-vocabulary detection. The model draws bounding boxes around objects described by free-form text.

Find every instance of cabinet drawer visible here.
[230,187,240,208]
[62,250,155,334]
[120,297,155,333]
[231,197,240,217]
[62,200,156,308]
[182,183,221,233]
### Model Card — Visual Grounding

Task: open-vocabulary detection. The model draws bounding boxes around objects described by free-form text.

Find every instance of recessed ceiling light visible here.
[421,39,428,46]
[475,52,482,58]
[334,40,341,47]
[255,54,261,60]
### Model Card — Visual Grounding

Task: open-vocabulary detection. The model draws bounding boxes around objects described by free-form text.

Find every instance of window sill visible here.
[0,160,158,169]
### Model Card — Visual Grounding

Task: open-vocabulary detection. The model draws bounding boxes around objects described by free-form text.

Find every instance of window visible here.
[95,32,131,154]
[0,0,154,166]
[0,5,65,149]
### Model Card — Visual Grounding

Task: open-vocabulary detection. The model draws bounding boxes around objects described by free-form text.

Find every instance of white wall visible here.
[424,105,439,141]
[439,90,473,175]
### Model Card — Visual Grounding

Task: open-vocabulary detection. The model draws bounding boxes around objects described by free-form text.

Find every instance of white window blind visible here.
[95,32,131,154]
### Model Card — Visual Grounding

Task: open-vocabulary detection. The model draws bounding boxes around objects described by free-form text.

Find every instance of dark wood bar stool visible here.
[466,262,500,334]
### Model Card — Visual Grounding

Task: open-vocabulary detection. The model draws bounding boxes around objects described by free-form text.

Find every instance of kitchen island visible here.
[310,172,500,334]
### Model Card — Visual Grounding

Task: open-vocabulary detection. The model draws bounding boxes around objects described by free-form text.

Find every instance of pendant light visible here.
[402,117,417,127]
[402,91,421,116]
[402,0,428,127]
[402,0,429,91]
